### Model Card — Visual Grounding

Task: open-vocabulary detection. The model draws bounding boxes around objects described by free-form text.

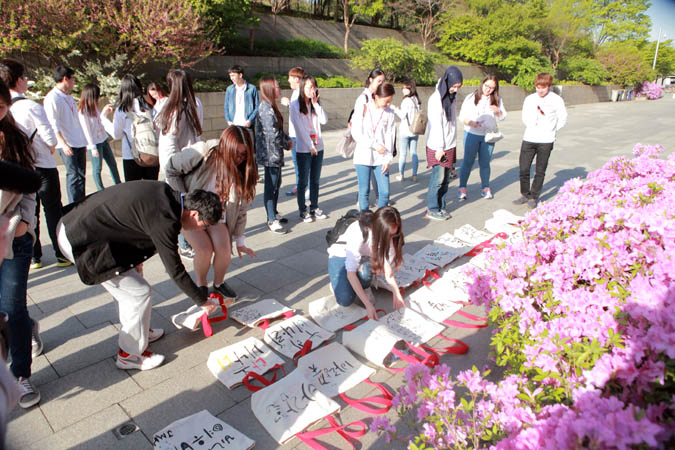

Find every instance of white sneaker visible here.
[116,349,165,370]
[395,174,403,182]
[267,219,287,234]
[31,320,43,357]
[17,377,40,408]
[300,212,314,223]
[148,328,165,343]
[312,209,328,220]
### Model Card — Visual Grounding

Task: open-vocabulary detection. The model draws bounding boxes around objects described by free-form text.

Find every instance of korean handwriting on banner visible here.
[154,424,236,450]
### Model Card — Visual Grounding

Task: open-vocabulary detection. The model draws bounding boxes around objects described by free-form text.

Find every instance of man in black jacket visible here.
[56,181,222,371]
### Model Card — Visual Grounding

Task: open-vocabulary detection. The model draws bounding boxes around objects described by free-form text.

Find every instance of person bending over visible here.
[57,182,223,371]
[327,206,405,320]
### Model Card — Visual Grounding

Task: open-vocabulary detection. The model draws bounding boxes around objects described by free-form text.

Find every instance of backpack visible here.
[123,111,160,167]
[406,99,428,135]
[325,209,366,247]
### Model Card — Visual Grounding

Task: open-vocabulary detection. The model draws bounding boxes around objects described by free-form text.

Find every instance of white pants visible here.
[57,221,151,355]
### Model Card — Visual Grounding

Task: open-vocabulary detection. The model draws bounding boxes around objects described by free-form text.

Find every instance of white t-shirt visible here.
[43,87,87,148]
[233,84,248,126]
[521,91,567,143]
[9,93,57,169]
[458,92,507,136]
[328,221,394,272]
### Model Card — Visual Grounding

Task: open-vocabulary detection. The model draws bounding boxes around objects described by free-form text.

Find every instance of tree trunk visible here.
[343,1,350,54]
[249,27,255,51]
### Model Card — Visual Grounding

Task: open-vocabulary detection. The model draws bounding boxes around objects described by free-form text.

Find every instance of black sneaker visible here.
[30,258,42,269]
[527,198,537,209]
[512,196,528,205]
[213,282,237,299]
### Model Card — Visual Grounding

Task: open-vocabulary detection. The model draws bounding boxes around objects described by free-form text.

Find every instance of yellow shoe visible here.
[30,258,43,269]
[56,257,72,267]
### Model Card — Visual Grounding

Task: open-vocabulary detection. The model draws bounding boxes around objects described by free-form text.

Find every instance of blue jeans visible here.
[0,233,34,378]
[296,150,324,214]
[88,141,121,191]
[459,132,495,189]
[426,164,451,212]
[355,164,389,211]
[33,167,65,260]
[58,146,87,204]
[398,135,419,177]
[328,256,372,306]
[290,138,299,187]
[264,166,282,222]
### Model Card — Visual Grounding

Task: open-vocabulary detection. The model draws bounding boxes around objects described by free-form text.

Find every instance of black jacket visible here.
[62,181,205,306]
[255,101,291,167]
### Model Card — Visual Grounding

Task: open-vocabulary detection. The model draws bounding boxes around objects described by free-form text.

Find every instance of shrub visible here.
[639,81,663,99]
[558,55,608,85]
[597,41,655,88]
[315,75,361,88]
[351,38,437,85]
[373,144,675,448]
[226,37,345,59]
[510,56,554,90]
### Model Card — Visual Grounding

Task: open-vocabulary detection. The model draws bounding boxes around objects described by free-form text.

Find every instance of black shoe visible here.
[527,198,537,209]
[213,282,237,299]
[512,196,528,205]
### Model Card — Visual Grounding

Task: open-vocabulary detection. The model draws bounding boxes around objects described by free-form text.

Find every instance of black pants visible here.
[123,159,159,182]
[519,141,554,200]
[33,167,65,260]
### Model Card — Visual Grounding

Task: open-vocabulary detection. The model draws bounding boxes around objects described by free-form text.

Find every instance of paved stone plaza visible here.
[6,98,673,449]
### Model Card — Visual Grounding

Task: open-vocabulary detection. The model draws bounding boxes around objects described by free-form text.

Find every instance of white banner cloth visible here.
[308,295,366,332]
[263,315,334,359]
[230,299,293,328]
[153,409,255,450]
[207,337,285,389]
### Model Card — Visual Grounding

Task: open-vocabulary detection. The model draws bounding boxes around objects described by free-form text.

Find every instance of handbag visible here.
[336,129,356,158]
[484,126,504,143]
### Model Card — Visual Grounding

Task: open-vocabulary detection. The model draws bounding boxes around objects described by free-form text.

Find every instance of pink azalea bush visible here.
[372,144,674,449]
[639,81,664,100]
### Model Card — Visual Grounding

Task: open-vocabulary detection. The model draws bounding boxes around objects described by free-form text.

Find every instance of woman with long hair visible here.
[165,126,257,300]
[458,75,507,200]
[77,83,121,191]
[255,77,293,234]
[101,74,159,181]
[393,79,422,182]
[0,78,41,408]
[327,206,405,320]
[156,69,203,173]
[289,75,328,223]
[351,82,396,211]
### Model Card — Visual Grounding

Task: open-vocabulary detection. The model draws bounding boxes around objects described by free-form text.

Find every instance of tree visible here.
[101,0,214,69]
[436,0,547,87]
[642,40,675,78]
[351,38,437,84]
[394,0,449,49]
[190,0,259,51]
[597,41,654,86]
[591,0,651,46]
[538,0,594,71]
[340,0,385,54]
[269,0,290,29]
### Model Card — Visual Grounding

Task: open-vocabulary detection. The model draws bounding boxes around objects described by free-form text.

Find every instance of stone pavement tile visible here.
[6,406,53,449]
[235,261,308,294]
[122,364,236,439]
[24,405,151,450]
[39,358,142,431]
[280,231,327,253]
[28,279,108,316]
[216,401,297,450]
[272,276,333,310]
[129,318,253,390]
[33,307,85,356]
[66,290,118,329]
[45,322,120,377]
[278,248,329,277]
[30,353,60,387]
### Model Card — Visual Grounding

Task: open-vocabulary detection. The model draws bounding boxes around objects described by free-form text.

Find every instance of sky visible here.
[647,0,675,42]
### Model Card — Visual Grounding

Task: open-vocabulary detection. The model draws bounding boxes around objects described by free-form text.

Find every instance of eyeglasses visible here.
[484,85,496,90]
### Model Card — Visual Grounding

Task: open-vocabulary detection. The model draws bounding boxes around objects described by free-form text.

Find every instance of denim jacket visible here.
[224,82,259,126]
[255,101,291,167]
